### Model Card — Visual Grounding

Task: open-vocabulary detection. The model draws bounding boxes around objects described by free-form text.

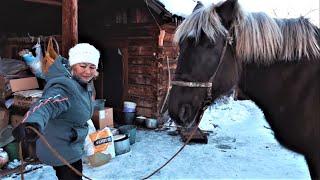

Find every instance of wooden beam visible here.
[61,0,78,56]
[24,0,62,6]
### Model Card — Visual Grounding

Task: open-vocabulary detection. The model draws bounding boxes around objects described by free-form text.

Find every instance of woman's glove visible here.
[12,123,41,142]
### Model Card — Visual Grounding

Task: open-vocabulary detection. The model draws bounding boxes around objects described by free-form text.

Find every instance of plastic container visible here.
[123,107,136,113]
[124,101,136,109]
[118,125,137,145]
[123,101,136,112]
[4,142,19,161]
[123,112,136,125]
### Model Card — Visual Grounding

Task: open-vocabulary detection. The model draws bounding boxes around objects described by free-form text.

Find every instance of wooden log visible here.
[135,107,153,117]
[128,65,156,75]
[62,0,78,56]
[180,128,208,144]
[24,0,62,6]
[128,39,156,46]
[129,56,155,66]
[128,97,154,108]
[128,46,155,56]
[128,84,155,97]
[128,74,156,85]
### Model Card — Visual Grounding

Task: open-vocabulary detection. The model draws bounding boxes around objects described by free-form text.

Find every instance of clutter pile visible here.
[0,36,59,173]
[83,100,160,168]
[0,36,163,177]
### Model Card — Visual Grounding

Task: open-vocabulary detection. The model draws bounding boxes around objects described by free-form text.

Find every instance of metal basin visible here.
[145,118,158,129]
[114,134,131,155]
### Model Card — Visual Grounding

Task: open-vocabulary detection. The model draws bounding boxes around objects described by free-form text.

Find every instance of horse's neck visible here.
[238,59,320,126]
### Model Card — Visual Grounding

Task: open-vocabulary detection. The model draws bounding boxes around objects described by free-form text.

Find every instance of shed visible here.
[0,0,183,124]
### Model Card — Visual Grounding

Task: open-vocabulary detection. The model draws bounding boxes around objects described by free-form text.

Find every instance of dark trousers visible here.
[53,159,83,180]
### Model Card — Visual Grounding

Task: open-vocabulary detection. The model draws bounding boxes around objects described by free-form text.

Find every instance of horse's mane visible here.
[174,4,228,45]
[174,2,320,64]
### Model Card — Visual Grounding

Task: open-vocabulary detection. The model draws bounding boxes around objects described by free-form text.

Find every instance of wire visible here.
[144,0,162,31]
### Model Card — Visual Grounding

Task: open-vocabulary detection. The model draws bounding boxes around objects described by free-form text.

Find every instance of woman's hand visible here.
[12,123,41,142]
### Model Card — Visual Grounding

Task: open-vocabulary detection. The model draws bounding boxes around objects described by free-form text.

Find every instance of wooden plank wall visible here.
[98,23,179,120]
[125,24,178,119]
[155,25,179,122]
[127,34,158,118]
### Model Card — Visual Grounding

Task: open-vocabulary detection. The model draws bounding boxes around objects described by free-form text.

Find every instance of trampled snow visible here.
[3,97,310,179]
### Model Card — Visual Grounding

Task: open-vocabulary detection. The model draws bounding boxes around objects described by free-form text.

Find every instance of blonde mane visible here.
[173,4,227,44]
[174,2,320,64]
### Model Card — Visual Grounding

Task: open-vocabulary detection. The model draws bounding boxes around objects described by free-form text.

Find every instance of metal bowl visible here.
[114,134,131,155]
[135,116,146,125]
[145,118,158,129]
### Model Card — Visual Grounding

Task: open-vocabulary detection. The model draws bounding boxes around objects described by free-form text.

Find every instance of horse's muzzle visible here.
[178,104,192,125]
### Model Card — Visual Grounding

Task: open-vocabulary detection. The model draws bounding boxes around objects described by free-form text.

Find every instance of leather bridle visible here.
[144,31,236,179]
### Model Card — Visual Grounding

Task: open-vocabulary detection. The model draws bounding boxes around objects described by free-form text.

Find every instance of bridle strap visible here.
[171,81,212,88]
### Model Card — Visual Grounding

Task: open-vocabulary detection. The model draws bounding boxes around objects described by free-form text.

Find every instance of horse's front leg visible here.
[305,153,320,179]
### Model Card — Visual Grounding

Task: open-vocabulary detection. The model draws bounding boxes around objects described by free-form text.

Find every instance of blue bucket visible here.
[123,112,136,125]
[118,125,137,145]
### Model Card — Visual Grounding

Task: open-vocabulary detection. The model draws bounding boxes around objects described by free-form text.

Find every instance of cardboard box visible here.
[92,107,113,129]
[13,90,43,109]
[1,76,39,102]
[0,108,9,130]
[9,77,39,92]
[10,114,24,128]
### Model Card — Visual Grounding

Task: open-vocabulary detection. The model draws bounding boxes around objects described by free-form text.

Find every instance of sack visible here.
[84,120,115,167]
[42,37,59,74]
[20,38,45,79]
[86,127,115,157]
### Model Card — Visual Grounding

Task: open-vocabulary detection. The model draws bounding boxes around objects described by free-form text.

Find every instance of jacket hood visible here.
[45,56,72,81]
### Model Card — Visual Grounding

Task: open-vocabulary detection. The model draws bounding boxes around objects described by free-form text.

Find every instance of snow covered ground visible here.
[3,97,310,179]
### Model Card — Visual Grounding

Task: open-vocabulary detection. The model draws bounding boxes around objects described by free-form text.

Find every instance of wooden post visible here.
[62,0,78,56]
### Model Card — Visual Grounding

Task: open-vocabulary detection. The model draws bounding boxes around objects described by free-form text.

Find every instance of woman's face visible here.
[71,63,97,82]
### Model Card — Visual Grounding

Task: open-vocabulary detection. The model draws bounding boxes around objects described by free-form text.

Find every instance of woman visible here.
[12,43,100,180]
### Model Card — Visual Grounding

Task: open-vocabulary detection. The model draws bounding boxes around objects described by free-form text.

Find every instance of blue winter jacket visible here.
[23,56,94,166]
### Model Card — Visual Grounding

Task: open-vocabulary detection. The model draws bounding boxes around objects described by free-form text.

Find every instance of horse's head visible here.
[168,0,240,128]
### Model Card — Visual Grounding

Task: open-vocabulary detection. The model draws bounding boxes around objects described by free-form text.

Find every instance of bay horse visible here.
[168,0,320,178]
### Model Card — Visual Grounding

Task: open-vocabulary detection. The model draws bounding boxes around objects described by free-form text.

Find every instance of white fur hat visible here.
[68,43,100,67]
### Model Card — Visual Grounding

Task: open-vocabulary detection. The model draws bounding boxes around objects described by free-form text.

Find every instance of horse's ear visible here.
[193,1,204,12]
[215,0,239,28]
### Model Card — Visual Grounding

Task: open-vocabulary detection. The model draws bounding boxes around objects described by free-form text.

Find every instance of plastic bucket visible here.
[123,112,136,125]
[123,107,136,113]
[4,142,19,161]
[93,99,105,110]
[123,101,136,112]
[118,125,137,145]
[124,101,136,109]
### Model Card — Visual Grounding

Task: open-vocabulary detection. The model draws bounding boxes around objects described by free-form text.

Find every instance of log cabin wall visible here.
[156,25,179,122]
[80,0,181,121]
